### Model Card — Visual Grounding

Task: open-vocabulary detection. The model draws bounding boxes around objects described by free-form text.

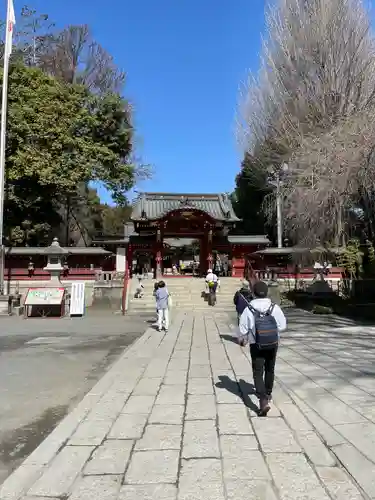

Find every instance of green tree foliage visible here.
[232,153,270,236]
[0,6,144,245]
[336,239,363,279]
[4,63,135,245]
[100,205,132,236]
[59,187,132,246]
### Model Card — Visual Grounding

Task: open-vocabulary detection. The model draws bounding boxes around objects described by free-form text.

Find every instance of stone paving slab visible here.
[1,310,375,500]
[83,440,134,476]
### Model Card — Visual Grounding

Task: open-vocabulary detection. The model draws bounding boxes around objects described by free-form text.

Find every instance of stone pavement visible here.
[1,310,375,500]
[0,314,152,484]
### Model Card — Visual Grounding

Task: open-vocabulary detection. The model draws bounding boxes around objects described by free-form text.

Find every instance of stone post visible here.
[267,280,281,305]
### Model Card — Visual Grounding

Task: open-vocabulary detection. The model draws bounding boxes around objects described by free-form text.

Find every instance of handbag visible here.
[168,294,173,308]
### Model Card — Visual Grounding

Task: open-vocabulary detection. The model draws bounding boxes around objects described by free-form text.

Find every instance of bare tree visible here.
[283,109,375,244]
[15,6,55,66]
[237,0,375,245]
[39,25,125,94]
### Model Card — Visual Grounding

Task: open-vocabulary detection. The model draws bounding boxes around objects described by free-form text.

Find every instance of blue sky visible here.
[13,0,266,203]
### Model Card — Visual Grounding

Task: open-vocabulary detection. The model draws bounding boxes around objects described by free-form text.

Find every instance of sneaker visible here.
[258,397,271,417]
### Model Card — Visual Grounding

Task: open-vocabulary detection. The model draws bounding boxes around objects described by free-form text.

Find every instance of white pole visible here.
[0,0,14,295]
[276,173,283,249]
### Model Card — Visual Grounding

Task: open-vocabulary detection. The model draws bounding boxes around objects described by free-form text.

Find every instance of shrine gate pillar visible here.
[200,235,206,276]
[126,244,133,279]
[201,226,213,275]
[207,228,213,271]
[122,244,133,315]
[155,228,163,279]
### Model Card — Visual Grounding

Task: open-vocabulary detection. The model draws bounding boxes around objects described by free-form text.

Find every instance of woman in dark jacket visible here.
[233,280,253,324]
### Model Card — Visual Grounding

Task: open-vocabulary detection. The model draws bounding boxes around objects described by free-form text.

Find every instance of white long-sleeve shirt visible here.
[205,272,218,283]
[238,298,287,345]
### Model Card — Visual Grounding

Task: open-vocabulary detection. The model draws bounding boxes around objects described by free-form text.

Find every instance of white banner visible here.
[69,282,85,316]
[116,247,126,272]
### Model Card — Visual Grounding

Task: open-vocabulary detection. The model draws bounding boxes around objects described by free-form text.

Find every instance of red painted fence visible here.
[5,268,98,281]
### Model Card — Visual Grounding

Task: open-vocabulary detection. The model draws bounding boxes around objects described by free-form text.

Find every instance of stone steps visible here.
[127,276,243,313]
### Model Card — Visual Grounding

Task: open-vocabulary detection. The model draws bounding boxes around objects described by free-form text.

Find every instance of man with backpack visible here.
[238,281,287,416]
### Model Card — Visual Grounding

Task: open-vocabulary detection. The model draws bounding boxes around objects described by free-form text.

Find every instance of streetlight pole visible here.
[268,163,288,249]
[276,173,282,249]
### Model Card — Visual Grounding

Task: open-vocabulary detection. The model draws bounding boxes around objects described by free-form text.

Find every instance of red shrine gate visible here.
[123,193,270,279]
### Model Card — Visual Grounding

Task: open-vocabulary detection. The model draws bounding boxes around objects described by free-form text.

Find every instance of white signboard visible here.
[116,247,126,272]
[70,282,85,316]
[25,288,65,306]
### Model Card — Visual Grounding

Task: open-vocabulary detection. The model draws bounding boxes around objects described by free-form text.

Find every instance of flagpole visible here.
[0,0,13,295]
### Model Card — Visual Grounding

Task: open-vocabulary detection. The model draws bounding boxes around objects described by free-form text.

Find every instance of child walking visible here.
[155,280,170,332]
[238,281,287,416]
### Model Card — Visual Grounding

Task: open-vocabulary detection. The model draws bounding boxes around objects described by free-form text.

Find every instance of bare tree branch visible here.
[238,0,375,244]
[39,25,125,93]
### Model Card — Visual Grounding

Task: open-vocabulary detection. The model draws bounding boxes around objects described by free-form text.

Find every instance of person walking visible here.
[152,281,159,324]
[134,276,145,298]
[205,268,219,305]
[205,268,218,289]
[155,280,170,332]
[238,281,287,416]
[233,279,253,325]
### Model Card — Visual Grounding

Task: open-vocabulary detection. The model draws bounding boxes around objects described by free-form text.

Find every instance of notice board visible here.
[24,287,65,318]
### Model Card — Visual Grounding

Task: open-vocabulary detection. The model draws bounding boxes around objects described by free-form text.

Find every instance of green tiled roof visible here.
[131,192,240,222]
[228,235,270,244]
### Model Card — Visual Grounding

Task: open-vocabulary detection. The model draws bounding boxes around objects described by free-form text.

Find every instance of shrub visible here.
[312,304,333,315]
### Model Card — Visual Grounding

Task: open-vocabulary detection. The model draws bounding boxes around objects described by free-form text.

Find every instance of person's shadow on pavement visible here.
[219,334,239,344]
[215,375,259,414]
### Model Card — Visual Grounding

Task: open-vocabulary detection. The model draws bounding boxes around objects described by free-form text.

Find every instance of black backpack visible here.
[248,303,279,349]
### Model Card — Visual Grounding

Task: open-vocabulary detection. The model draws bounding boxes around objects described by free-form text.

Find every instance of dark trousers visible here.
[250,344,278,399]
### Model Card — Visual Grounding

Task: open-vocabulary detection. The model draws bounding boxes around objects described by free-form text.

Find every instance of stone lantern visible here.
[43,237,68,285]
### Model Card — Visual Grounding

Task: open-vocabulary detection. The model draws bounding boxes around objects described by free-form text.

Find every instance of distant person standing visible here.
[155,280,170,332]
[223,259,229,277]
[238,281,287,416]
[215,257,222,277]
[135,263,142,278]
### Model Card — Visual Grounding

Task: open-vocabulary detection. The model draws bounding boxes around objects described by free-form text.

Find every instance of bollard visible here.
[267,281,281,305]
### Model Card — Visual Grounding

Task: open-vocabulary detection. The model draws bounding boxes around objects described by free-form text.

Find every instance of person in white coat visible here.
[155,280,170,332]
[205,269,219,291]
